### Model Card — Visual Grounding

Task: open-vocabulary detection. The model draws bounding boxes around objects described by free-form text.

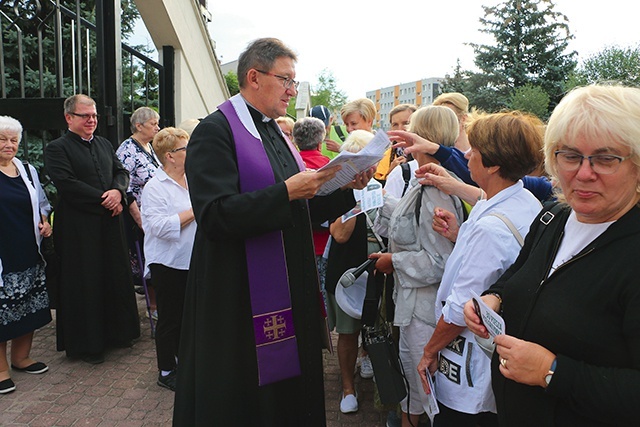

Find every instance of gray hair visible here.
[0,115,23,142]
[130,107,160,133]
[293,117,326,151]
[237,38,297,89]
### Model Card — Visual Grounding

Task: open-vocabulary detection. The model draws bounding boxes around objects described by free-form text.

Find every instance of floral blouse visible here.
[116,137,160,206]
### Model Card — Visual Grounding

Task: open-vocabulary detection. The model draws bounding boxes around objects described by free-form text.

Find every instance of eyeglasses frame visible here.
[554,150,632,175]
[255,69,299,90]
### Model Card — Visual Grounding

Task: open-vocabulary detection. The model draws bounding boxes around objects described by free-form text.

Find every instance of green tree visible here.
[573,44,640,87]
[224,71,239,96]
[2,0,149,187]
[508,83,550,118]
[468,0,577,112]
[440,59,471,94]
[311,69,348,114]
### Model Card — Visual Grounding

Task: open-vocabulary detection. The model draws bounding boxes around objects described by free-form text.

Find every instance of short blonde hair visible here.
[434,92,469,115]
[409,106,459,148]
[544,84,640,182]
[340,98,377,124]
[275,116,295,131]
[341,129,375,153]
[153,127,189,166]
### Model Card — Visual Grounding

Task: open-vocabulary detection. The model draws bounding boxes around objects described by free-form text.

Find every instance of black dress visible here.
[0,170,51,341]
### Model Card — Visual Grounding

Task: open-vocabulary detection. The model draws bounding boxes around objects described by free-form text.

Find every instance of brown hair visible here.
[467,111,544,182]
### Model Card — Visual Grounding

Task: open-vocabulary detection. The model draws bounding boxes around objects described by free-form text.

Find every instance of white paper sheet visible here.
[316,131,391,196]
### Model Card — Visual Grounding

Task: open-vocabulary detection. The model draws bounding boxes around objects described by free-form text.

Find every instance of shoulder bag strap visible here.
[334,125,347,142]
[400,162,411,197]
[488,212,524,247]
[22,160,35,188]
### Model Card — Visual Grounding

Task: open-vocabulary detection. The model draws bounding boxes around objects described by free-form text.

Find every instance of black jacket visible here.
[487,203,640,426]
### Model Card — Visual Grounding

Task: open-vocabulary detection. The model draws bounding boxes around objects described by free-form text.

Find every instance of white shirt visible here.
[549,211,613,276]
[141,168,196,275]
[435,180,541,414]
[384,159,419,199]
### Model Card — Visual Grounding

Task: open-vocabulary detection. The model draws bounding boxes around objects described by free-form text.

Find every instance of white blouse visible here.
[140,168,196,275]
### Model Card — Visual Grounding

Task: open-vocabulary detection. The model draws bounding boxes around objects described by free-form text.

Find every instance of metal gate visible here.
[0,0,174,196]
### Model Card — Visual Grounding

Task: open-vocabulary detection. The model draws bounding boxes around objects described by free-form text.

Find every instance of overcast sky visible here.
[202,0,638,100]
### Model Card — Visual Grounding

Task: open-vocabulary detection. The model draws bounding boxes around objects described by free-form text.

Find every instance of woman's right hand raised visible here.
[432,207,459,242]
[387,130,439,156]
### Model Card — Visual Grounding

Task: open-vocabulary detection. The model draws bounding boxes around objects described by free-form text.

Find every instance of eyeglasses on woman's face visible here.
[554,150,631,175]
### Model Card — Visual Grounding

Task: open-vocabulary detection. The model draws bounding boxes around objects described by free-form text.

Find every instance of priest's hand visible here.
[285,166,341,200]
[102,189,123,216]
[341,167,376,190]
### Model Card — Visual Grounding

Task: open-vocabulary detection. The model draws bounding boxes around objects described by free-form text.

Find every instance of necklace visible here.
[0,162,19,177]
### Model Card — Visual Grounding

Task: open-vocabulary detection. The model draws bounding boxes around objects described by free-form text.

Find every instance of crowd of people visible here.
[0,36,639,427]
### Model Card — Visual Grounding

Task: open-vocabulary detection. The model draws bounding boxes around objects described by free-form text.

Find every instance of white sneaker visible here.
[340,392,358,413]
[359,355,374,379]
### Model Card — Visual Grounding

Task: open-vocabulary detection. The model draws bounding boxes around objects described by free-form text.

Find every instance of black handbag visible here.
[361,261,407,405]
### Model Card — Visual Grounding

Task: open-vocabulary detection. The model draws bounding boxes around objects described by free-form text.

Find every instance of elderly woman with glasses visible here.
[0,116,52,394]
[116,106,161,316]
[140,127,195,392]
[463,84,640,426]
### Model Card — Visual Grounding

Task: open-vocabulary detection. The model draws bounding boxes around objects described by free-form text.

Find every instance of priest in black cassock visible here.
[44,94,140,365]
[173,38,372,426]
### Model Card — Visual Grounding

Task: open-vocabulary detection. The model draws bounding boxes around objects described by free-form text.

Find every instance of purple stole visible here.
[218,95,305,386]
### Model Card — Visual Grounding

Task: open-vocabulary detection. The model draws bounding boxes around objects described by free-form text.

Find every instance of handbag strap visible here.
[22,160,45,225]
[22,160,35,188]
[488,212,524,247]
[365,211,387,252]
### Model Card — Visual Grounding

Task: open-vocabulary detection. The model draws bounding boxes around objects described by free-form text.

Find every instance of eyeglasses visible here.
[69,112,99,120]
[255,69,299,90]
[554,150,632,175]
[170,146,187,153]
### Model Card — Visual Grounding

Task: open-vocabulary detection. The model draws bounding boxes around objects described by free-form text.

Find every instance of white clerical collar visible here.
[239,95,272,123]
[68,128,94,143]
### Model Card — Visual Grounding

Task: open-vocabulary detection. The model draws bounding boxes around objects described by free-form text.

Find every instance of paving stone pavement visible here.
[0,295,391,426]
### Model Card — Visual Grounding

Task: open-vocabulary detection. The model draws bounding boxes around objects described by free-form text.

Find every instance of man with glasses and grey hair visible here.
[44,94,140,366]
[174,37,374,426]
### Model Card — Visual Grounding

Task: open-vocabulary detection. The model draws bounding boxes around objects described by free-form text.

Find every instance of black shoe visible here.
[0,378,16,394]
[157,371,176,391]
[11,361,49,374]
[82,353,105,365]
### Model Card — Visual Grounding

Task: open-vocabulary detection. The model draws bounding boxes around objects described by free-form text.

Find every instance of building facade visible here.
[366,77,442,131]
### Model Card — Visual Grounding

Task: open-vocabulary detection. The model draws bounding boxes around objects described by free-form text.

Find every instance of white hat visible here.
[335,269,368,319]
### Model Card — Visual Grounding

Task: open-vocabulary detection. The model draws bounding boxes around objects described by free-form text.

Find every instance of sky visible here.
[201,0,639,100]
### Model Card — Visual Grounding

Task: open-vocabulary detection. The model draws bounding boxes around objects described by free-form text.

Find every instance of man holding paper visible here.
[173,37,373,426]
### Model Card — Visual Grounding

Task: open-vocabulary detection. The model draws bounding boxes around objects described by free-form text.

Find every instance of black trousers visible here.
[149,263,187,371]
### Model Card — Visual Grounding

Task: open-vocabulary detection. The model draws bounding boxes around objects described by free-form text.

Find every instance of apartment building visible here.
[366,78,442,131]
